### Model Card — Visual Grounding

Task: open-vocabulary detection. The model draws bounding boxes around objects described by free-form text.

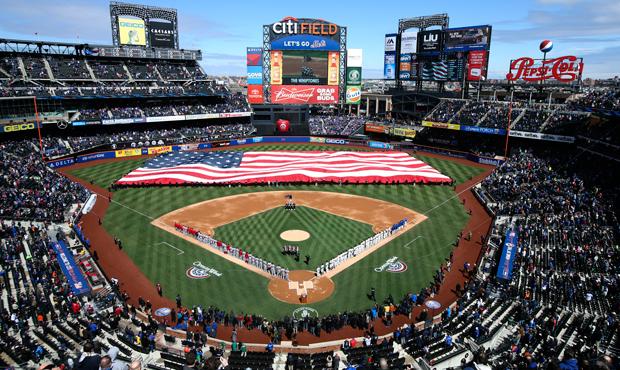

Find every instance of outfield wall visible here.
[46,136,504,169]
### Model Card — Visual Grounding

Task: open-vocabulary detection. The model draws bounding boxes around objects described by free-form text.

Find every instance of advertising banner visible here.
[247,47,263,66]
[247,65,263,85]
[506,56,584,82]
[385,33,397,52]
[115,148,142,158]
[497,230,518,280]
[422,121,461,130]
[347,49,363,67]
[220,112,252,118]
[310,137,326,143]
[253,137,263,143]
[146,116,184,123]
[369,142,389,149]
[72,121,86,126]
[102,118,146,125]
[148,146,172,154]
[198,143,212,149]
[52,241,91,295]
[271,50,283,85]
[247,84,263,104]
[77,152,115,163]
[271,85,338,104]
[345,86,361,104]
[346,67,362,85]
[119,17,146,46]
[46,157,75,169]
[508,130,575,143]
[262,137,310,143]
[270,35,339,51]
[325,138,349,145]
[392,127,417,138]
[461,125,506,135]
[149,21,174,48]
[1,122,39,133]
[327,51,339,86]
[384,54,396,79]
[365,124,388,133]
[444,25,491,52]
[418,30,443,53]
[467,50,487,81]
[466,153,505,166]
[400,31,418,54]
[184,114,220,120]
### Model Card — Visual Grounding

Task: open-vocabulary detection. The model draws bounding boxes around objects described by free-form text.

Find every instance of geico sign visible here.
[120,22,144,28]
[272,17,337,36]
[247,72,262,78]
[2,123,35,132]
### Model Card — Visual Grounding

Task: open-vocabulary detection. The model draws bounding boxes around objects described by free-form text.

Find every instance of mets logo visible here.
[387,261,408,273]
[187,267,210,279]
[293,307,319,318]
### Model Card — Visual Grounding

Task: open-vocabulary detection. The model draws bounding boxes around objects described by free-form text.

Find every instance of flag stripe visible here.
[116,151,452,184]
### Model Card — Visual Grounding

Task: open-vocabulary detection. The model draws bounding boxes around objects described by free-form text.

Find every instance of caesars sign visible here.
[506,55,584,82]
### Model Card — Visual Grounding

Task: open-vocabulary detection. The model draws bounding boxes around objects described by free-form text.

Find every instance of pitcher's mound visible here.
[280,230,310,242]
[268,270,334,304]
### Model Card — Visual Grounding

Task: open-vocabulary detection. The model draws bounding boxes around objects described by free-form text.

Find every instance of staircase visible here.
[122,63,135,83]
[476,109,492,127]
[509,109,527,129]
[538,107,560,132]
[448,101,470,124]
[84,60,98,81]
[153,66,165,82]
[43,59,55,81]
[16,57,28,79]
[0,66,12,78]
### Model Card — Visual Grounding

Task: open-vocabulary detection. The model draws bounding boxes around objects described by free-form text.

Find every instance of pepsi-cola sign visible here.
[506,55,584,82]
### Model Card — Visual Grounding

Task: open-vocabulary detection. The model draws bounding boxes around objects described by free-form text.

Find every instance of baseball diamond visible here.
[67,143,486,322]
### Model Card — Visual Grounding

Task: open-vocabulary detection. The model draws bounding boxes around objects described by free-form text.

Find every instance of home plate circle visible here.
[280,230,310,242]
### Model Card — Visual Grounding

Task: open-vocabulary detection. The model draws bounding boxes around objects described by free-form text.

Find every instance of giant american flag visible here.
[115,151,452,185]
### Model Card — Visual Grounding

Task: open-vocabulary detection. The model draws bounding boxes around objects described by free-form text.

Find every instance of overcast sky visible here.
[0,0,618,79]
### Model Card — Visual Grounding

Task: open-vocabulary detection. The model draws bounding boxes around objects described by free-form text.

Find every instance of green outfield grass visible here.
[214,205,375,271]
[67,144,487,319]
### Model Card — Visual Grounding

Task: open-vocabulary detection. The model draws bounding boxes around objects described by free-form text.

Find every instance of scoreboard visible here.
[399,52,464,81]
[91,45,202,61]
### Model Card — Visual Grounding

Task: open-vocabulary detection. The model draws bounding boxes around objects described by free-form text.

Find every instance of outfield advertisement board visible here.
[347,49,362,67]
[418,30,443,53]
[384,54,396,79]
[119,17,146,46]
[346,67,362,85]
[385,33,397,52]
[271,85,338,104]
[247,47,263,66]
[149,21,175,48]
[268,18,341,44]
[461,125,506,135]
[146,116,184,123]
[444,25,491,52]
[247,85,264,104]
[185,114,221,120]
[422,121,461,130]
[509,130,575,143]
[366,124,388,133]
[466,153,504,166]
[102,118,146,125]
[1,122,39,133]
[115,148,143,157]
[46,158,75,169]
[247,65,263,85]
[467,50,487,81]
[345,86,361,104]
[400,31,418,54]
[369,142,389,149]
[77,152,116,163]
[391,127,417,138]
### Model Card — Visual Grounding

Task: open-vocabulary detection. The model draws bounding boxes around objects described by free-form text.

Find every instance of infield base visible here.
[268,270,334,304]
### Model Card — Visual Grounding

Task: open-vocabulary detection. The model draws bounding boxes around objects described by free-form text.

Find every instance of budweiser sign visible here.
[271,85,338,104]
[506,55,584,82]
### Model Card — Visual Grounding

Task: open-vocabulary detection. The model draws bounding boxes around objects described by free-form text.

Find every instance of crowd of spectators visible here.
[309,115,366,136]
[48,57,91,79]
[1,57,21,77]
[571,90,620,111]
[426,100,467,123]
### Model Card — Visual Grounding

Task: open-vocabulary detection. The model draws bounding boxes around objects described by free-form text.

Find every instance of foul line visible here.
[158,242,184,255]
[404,236,425,249]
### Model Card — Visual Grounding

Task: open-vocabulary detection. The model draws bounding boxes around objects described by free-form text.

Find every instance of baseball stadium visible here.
[0,4,619,370]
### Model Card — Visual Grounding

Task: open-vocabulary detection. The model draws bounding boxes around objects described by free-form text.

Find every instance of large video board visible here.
[399,53,464,81]
[444,25,492,51]
[264,17,344,104]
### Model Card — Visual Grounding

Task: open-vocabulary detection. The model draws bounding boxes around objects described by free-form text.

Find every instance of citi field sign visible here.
[268,17,342,44]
